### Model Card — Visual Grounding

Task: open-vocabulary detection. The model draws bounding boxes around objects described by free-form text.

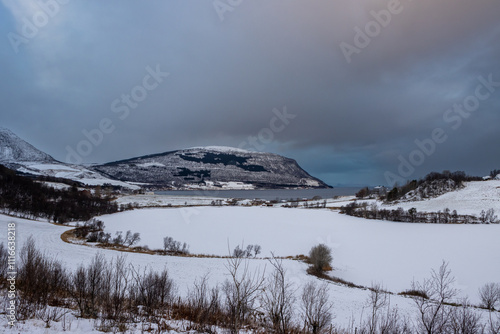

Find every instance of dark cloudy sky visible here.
[1,0,499,186]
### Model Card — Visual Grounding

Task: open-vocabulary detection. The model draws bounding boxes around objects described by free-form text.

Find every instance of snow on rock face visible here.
[94,147,330,189]
[188,146,254,154]
[0,128,55,162]
[496,174,500,180]
[400,179,462,202]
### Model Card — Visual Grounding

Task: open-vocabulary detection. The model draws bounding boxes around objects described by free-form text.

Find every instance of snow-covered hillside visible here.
[93,147,329,189]
[0,128,139,189]
[384,179,500,215]
[16,162,139,189]
[0,128,54,162]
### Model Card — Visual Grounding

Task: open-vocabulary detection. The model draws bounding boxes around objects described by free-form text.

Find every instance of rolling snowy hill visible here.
[384,179,500,215]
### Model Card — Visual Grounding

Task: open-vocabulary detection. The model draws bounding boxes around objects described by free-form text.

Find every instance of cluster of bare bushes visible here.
[0,240,337,333]
[1,240,499,333]
[71,219,192,256]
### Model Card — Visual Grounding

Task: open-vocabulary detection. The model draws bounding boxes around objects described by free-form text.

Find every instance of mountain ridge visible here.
[0,128,55,163]
[0,128,330,190]
[93,146,331,189]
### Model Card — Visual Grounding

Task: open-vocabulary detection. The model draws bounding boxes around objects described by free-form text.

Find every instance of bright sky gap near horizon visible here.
[1,0,499,186]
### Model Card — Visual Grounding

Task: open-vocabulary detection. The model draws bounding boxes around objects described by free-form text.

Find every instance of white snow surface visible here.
[115,194,229,207]
[17,162,140,189]
[136,162,166,168]
[0,213,420,330]
[98,207,500,303]
[187,146,254,153]
[384,180,500,215]
[1,207,499,332]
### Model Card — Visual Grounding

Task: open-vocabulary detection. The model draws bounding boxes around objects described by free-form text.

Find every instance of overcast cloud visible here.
[1,0,499,186]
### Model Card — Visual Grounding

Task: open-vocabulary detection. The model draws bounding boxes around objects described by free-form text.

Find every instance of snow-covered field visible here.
[2,193,499,332]
[98,206,500,303]
[0,213,419,331]
[383,180,500,215]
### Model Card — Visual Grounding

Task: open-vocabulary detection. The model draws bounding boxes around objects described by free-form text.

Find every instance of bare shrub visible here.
[309,244,332,274]
[0,243,8,284]
[163,236,189,254]
[185,273,222,330]
[448,299,484,334]
[69,253,106,318]
[130,266,175,317]
[100,255,130,324]
[17,237,69,310]
[301,281,333,334]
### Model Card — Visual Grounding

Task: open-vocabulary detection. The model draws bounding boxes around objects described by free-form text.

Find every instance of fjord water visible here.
[156,187,361,201]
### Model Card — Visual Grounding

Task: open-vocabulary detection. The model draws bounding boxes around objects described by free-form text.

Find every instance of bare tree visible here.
[301,281,333,334]
[253,244,262,257]
[261,257,296,333]
[479,283,500,310]
[411,261,458,334]
[366,282,388,334]
[222,253,265,333]
[245,245,254,258]
[124,230,141,247]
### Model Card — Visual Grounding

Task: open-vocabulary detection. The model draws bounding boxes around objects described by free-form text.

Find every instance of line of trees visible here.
[342,202,499,224]
[0,165,118,223]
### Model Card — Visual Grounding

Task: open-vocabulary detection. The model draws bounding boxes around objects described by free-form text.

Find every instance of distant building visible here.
[372,186,388,195]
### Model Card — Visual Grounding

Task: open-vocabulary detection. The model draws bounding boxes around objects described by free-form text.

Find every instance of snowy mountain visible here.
[93,146,331,189]
[0,128,138,189]
[0,128,55,163]
[0,129,329,190]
